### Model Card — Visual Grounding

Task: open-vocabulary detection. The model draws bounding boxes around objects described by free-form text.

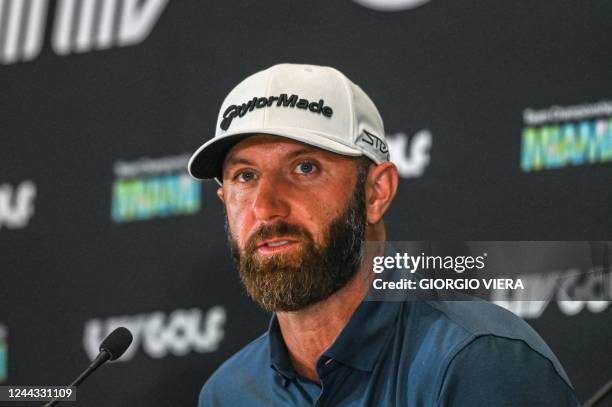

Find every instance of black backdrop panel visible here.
[1,1,611,405]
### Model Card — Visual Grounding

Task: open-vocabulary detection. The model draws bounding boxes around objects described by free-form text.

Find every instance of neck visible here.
[276,226,385,384]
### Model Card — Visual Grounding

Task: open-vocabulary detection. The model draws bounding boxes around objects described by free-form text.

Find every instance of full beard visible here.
[226,178,367,312]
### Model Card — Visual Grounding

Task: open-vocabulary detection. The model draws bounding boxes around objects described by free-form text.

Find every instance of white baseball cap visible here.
[188,63,389,182]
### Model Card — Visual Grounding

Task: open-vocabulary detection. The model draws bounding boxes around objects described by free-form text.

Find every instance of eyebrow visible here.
[285,147,320,159]
[224,147,321,168]
[224,157,255,168]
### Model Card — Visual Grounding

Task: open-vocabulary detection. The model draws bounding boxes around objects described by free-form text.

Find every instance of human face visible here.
[218,135,368,311]
[219,135,363,257]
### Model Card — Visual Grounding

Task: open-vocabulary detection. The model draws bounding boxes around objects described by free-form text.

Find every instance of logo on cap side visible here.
[357,130,390,161]
[220,94,333,131]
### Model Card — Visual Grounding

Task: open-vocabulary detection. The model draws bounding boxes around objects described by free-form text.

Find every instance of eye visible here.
[294,161,318,175]
[235,170,257,182]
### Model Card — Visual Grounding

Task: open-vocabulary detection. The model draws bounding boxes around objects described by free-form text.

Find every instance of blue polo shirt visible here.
[198,294,578,406]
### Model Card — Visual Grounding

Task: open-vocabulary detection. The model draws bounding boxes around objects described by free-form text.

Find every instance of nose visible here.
[252,176,290,222]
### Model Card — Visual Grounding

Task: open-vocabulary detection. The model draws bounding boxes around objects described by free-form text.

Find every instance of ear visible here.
[217,186,225,203]
[365,162,398,225]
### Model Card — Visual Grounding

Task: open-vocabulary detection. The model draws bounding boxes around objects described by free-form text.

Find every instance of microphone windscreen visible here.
[99,327,133,361]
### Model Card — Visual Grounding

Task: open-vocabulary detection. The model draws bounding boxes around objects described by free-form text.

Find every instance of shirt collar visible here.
[322,299,402,371]
[268,316,297,380]
[268,243,404,376]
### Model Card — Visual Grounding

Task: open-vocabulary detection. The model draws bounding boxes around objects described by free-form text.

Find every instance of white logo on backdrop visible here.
[83,307,226,361]
[0,181,36,229]
[492,267,611,319]
[387,130,432,178]
[353,0,431,12]
[0,0,168,65]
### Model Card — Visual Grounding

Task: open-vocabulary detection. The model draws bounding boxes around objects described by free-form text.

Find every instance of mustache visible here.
[245,221,313,253]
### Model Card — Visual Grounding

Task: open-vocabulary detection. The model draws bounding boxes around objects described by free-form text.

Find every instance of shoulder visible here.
[198,333,271,406]
[405,300,578,405]
[419,299,564,372]
[418,298,546,344]
[436,334,579,406]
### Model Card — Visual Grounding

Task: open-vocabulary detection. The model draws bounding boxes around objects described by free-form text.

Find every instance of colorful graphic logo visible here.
[111,154,200,223]
[0,324,7,382]
[521,101,612,172]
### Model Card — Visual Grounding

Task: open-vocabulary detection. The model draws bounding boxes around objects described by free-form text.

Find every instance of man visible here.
[188,63,579,406]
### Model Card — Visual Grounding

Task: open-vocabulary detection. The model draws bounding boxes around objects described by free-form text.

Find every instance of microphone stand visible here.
[583,377,612,407]
[43,351,111,407]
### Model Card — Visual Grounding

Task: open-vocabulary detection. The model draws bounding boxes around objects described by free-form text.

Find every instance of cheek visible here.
[293,189,347,243]
[224,191,254,244]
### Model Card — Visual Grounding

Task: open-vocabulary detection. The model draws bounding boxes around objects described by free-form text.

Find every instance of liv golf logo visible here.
[387,130,432,178]
[111,154,200,223]
[353,0,431,12]
[83,307,226,361]
[521,101,612,172]
[492,266,611,319]
[0,181,36,230]
[0,0,168,65]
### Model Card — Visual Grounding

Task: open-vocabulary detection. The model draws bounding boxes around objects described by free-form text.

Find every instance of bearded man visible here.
[188,63,579,406]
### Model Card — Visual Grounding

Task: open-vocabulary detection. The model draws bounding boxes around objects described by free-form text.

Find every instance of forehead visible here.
[224,134,342,164]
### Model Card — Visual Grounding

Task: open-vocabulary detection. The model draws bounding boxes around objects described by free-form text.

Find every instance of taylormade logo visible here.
[221,94,333,131]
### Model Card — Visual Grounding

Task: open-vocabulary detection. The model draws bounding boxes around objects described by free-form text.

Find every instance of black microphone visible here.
[43,327,133,407]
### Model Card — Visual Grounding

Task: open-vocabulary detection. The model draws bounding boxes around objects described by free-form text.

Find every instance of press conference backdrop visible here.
[1,0,611,405]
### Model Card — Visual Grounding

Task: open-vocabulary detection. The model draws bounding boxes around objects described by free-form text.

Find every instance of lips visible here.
[256,238,299,253]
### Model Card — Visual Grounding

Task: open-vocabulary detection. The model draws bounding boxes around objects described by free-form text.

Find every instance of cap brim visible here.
[188,128,363,181]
